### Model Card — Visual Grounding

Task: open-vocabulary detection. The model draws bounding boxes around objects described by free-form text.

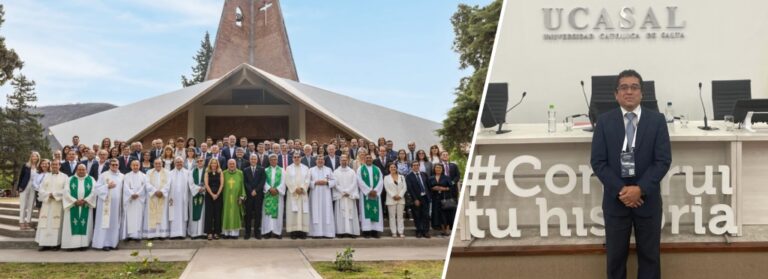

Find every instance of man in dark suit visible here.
[117,146,137,174]
[61,150,79,176]
[131,142,144,163]
[243,154,267,239]
[80,149,98,179]
[324,144,340,170]
[385,140,397,162]
[90,150,110,180]
[300,145,315,168]
[406,161,431,238]
[205,145,226,170]
[439,151,461,187]
[373,146,391,176]
[591,70,671,279]
[149,139,163,163]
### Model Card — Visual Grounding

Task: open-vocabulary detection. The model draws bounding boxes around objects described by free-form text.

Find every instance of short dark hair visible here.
[615,69,643,92]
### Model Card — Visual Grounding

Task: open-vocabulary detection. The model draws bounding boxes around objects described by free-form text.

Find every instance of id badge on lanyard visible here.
[621,130,637,178]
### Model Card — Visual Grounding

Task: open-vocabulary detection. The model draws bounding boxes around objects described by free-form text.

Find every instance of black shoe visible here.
[290,234,297,240]
[299,233,307,239]
[275,234,282,239]
[79,247,88,251]
[255,234,262,240]
[38,246,48,252]
[424,233,431,239]
[363,232,371,239]
[244,235,251,240]
[51,246,60,251]
[102,247,110,252]
[112,247,119,251]
[372,232,380,239]
[416,233,423,238]
[263,234,271,239]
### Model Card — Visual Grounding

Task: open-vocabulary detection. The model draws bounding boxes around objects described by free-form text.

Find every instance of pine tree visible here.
[0,74,50,194]
[438,0,502,163]
[0,4,24,86]
[181,31,214,87]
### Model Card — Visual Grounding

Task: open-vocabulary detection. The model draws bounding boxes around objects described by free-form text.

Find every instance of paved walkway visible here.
[179,248,322,279]
[0,249,196,263]
[0,246,448,278]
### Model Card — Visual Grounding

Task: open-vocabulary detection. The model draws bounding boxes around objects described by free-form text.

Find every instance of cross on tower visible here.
[259,0,273,25]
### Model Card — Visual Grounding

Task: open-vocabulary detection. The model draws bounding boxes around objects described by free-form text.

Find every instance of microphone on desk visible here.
[494,91,526,134]
[580,80,595,132]
[506,91,527,113]
[697,81,718,131]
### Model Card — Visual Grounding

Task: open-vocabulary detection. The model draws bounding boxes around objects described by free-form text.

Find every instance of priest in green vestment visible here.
[221,159,245,238]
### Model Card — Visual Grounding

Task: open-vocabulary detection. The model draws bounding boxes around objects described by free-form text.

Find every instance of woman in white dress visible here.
[384,163,407,238]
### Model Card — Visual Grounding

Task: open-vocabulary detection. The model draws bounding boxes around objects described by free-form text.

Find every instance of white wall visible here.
[490,0,768,123]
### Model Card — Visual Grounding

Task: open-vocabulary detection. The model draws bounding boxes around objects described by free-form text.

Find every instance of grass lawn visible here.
[0,262,187,279]
[312,260,443,279]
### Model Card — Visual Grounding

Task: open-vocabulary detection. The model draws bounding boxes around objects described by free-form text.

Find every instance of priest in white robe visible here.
[167,157,190,239]
[92,159,124,251]
[123,160,148,240]
[261,154,286,239]
[36,160,67,250]
[357,154,384,238]
[61,164,97,250]
[285,153,310,239]
[333,155,360,238]
[143,159,171,239]
[188,157,206,239]
[309,155,336,238]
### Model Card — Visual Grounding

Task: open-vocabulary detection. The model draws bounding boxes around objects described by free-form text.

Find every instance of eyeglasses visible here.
[617,84,641,92]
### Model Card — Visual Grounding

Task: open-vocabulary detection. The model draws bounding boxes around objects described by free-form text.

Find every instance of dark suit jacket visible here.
[149,148,162,164]
[445,162,461,186]
[16,165,32,192]
[406,171,431,203]
[131,151,144,163]
[301,155,316,168]
[222,147,236,161]
[205,154,226,170]
[591,106,671,217]
[89,161,109,180]
[372,158,391,176]
[428,174,456,200]
[61,160,80,177]
[243,165,266,197]
[324,155,340,170]
[277,154,290,169]
[117,156,138,174]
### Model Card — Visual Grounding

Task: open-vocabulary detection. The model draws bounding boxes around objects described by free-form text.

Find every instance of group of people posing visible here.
[16,135,461,251]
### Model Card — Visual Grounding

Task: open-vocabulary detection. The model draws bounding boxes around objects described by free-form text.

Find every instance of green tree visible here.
[0,4,24,86]
[438,0,502,165]
[0,74,50,193]
[181,31,214,87]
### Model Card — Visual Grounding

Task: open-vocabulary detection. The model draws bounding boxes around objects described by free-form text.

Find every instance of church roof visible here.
[48,64,440,149]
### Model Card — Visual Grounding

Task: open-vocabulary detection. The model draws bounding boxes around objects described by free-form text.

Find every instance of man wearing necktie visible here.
[591,70,671,279]
[407,141,417,162]
[406,161,431,238]
[243,154,266,240]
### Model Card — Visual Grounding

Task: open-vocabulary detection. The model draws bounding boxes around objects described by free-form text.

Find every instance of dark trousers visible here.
[204,194,223,235]
[243,193,264,237]
[412,199,431,234]
[605,210,662,279]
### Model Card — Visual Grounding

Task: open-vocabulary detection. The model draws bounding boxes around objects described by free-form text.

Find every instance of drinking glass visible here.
[724,115,735,131]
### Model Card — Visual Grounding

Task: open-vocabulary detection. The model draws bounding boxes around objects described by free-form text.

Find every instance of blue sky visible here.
[0,0,491,123]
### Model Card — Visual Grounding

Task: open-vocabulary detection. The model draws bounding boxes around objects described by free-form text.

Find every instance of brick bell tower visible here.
[206,0,299,81]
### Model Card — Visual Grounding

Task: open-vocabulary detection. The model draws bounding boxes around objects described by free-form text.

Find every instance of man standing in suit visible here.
[117,146,136,174]
[301,145,315,168]
[61,150,79,176]
[406,161,431,238]
[373,146,391,176]
[407,141,417,162]
[591,70,671,279]
[91,150,110,180]
[439,151,461,187]
[149,139,163,163]
[206,145,226,169]
[243,154,267,240]
[324,144,340,171]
